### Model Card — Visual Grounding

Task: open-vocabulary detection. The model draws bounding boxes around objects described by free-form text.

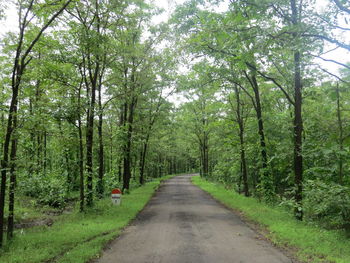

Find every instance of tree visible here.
[0,0,73,246]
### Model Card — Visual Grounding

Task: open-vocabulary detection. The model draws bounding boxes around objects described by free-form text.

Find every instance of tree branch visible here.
[21,0,73,66]
[332,0,350,14]
[310,53,350,70]
[245,62,295,105]
[318,67,349,83]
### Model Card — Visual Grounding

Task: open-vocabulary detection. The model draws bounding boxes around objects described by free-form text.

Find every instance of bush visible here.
[304,180,350,232]
[20,173,67,208]
[212,160,238,186]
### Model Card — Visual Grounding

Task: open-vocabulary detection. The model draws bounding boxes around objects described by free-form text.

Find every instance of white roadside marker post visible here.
[111,189,122,205]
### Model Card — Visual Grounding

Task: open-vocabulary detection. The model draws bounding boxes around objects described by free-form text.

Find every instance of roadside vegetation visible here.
[0,175,173,263]
[169,0,350,242]
[193,176,350,263]
[0,0,350,259]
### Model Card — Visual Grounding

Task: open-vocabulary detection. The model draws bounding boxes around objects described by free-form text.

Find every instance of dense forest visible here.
[0,0,350,250]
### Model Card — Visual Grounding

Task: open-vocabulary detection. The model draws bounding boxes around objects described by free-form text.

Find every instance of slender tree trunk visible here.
[7,104,18,240]
[109,125,113,173]
[122,99,136,192]
[234,86,249,197]
[96,83,104,198]
[43,131,47,175]
[203,133,209,177]
[78,118,84,212]
[158,155,162,177]
[118,104,125,184]
[29,97,35,175]
[85,90,96,206]
[118,160,122,183]
[139,138,149,185]
[85,60,99,206]
[244,69,269,193]
[291,0,303,221]
[293,50,303,220]
[238,162,242,194]
[0,71,21,247]
[251,74,268,171]
[7,140,17,240]
[173,156,177,174]
[239,117,249,197]
[336,83,344,184]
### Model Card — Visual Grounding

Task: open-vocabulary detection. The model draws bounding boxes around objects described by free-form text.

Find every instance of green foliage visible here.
[20,173,68,208]
[193,176,350,263]
[0,175,172,263]
[304,180,350,232]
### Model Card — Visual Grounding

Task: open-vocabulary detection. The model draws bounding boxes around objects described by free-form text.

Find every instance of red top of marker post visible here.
[111,188,121,195]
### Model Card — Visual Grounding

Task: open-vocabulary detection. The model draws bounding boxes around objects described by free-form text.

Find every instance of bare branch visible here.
[332,0,350,14]
[303,33,350,51]
[246,62,295,105]
[310,53,350,70]
[318,67,349,83]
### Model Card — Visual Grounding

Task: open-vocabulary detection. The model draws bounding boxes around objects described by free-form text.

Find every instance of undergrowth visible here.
[192,175,350,263]
[0,175,173,263]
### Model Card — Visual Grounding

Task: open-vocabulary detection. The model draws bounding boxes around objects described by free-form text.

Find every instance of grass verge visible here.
[0,175,174,263]
[192,175,350,263]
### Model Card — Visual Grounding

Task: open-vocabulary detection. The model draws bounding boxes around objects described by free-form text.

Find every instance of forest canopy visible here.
[0,0,350,248]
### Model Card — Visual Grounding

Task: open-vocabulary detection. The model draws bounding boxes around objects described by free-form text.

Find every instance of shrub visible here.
[20,173,67,208]
[304,180,350,233]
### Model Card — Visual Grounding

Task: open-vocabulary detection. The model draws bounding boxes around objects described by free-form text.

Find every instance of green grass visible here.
[192,176,350,263]
[0,175,174,263]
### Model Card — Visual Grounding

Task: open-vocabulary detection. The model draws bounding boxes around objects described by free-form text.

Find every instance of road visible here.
[97,175,293,263]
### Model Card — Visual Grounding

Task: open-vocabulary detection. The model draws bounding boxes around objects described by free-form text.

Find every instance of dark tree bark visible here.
[85,66,98,206]
[242,68,272,197]
[291,0,303,221]
[234,85,249,197]
[117,104,126,184]
[7,106,18,240]
[336,83,344,184]
[139,136,149,185]
[250,72,268,172]
[96,80,104,199]
[43,131,47,175]
[139,98,163,184]
[122,98,137,192]
[77,80,85,212]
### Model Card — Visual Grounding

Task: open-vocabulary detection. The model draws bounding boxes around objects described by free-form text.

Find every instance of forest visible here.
[0,0,349,257]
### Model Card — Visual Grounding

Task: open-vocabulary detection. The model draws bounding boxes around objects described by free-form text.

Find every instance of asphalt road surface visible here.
[97,175,293,263]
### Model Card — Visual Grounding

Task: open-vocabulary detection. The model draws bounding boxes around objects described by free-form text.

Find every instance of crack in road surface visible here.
[97,175,292,263]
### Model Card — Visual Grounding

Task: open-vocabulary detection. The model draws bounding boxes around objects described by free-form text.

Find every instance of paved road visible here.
[97,175,292,263]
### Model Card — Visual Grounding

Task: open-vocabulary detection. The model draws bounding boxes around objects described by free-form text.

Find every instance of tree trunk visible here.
[336,83,344,184]
[109,124,113,173]
[43,131,47,175]
[122,98,136,192]
[139,137,149,185]
[86,99,95,206]
[244,68,269,193]
[234,85,249,197]
[0,1,71,246]
[251,74,268,173]
[7,128,18,240]
[96,83,104,199]
[0,71,21,247]
[291,0,303,221]
[7,104,18,240]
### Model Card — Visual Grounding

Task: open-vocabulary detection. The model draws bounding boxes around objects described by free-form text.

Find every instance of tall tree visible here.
[0,0,72,246]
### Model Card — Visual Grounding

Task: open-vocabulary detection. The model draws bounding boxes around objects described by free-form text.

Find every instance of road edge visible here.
[190,175,302,263]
